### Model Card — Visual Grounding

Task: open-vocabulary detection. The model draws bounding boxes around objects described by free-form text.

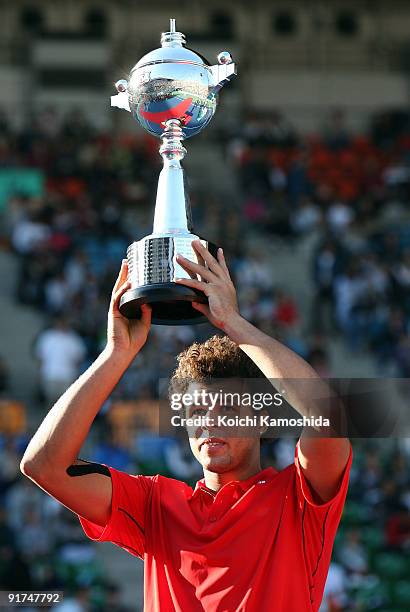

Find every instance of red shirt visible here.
[78,442,352,611]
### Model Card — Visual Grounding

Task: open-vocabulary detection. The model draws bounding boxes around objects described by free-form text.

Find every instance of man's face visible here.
[184,380,261,474]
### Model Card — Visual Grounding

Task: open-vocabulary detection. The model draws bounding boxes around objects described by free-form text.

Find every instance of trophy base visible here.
[118,233,218,325]
[119,282,208,325]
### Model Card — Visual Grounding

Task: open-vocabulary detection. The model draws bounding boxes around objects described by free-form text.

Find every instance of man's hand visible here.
[175,240,240,330]
[107,259,152,356]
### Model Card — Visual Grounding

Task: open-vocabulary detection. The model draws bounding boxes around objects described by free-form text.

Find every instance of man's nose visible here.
[195,417,219,437]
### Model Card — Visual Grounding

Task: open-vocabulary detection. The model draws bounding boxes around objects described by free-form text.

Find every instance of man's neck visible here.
[203,459,262,492]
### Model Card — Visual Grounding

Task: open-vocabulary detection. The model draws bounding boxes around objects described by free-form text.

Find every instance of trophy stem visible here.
[153,119,193,235]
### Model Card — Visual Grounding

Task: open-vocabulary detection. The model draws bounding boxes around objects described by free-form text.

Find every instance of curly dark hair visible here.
[170,334,265,395]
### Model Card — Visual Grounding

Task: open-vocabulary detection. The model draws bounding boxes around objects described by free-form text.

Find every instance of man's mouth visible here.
[199,437,226,450]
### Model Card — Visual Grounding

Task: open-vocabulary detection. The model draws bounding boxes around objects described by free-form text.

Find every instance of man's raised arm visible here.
[175,240,350,503]
[20,260,151,526]
[223,315,350,502]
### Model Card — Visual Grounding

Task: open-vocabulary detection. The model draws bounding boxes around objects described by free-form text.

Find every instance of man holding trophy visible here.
[21,21,351,611]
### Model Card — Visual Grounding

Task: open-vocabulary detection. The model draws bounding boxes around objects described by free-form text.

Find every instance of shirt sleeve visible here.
[77,465,156,559]
[294,441,352,606]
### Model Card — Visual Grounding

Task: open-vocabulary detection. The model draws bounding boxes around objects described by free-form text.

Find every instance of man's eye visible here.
[222,405,237,413]
[191,408,207,416]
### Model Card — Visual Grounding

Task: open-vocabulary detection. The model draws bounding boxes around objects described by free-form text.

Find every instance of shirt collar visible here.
[190,467,276,500]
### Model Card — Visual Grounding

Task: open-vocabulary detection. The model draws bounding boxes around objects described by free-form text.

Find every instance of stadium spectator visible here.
[319,561,349,611]
[17,508,53,560]
[53,586,92,612]
[322,108,352,152]
[34,318,86,404]
[338,529,369,574]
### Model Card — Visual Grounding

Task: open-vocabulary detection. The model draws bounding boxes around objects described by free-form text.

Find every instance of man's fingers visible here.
[195,248,206,267]
[175,277,208,292]
[140,303,152,326]
[192,240,222,277]
[195,250,209,283]
[217,248,231,279]
[176,254,215,282]
[181,246,205,281]
[112,259,128,294]
[192,301,210,317]
[184,263,198,280]
[112,279,131,312]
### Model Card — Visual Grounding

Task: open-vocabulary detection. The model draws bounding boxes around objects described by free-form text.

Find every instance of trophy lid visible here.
[160,18,185,47]
[130,18,211,73]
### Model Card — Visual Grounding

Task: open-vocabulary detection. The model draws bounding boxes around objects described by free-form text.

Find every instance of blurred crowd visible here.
[0,106,410,609]
[3,106,410,395]
[226,108,410,376]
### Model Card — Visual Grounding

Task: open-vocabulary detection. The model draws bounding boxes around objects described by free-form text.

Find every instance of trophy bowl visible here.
[127,42,217,140]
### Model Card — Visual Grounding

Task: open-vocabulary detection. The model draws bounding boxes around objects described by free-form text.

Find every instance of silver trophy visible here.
[111,18,236,324]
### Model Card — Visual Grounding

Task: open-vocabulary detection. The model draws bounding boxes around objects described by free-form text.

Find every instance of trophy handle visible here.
[111,79,131,112]
[209,52,237,94]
